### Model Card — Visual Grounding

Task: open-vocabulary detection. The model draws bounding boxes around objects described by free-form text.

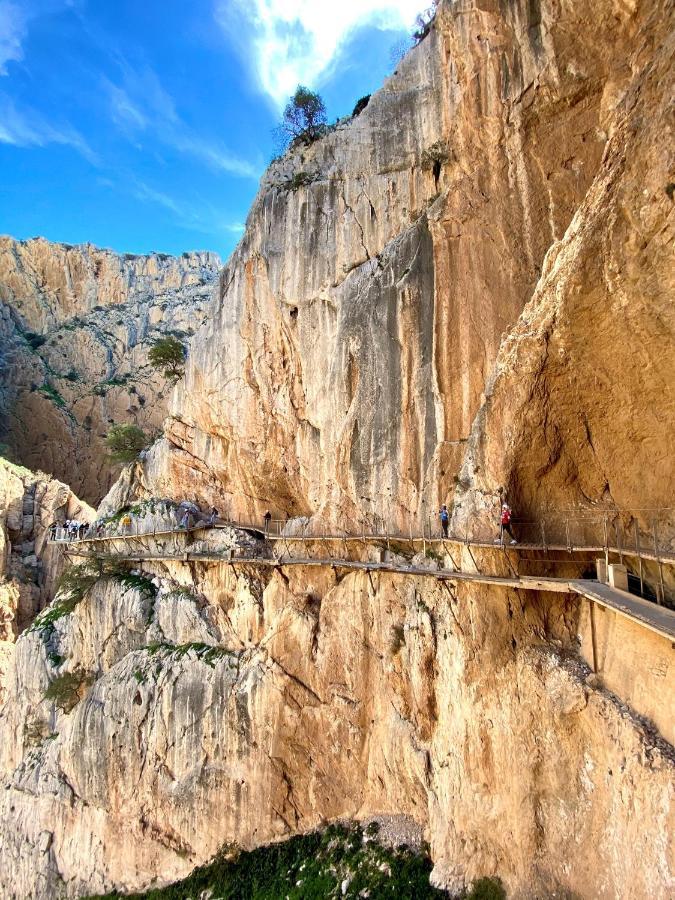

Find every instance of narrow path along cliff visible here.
[0,0,673,897]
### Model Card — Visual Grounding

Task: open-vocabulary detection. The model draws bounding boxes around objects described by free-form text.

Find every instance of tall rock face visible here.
[0,457,93,703]
[0,238,220,504]
[452,0,675,539]
[0,550,672,899]
[125,0,671,533]
[0,1,673,898]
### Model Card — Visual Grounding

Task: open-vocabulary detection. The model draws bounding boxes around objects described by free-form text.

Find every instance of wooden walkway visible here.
[64,546,675,642]
[52,525,675,566]
[65,547,573,593]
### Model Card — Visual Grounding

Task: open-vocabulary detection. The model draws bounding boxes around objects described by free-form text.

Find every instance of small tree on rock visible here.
[105,424,148,464]
[413,2,439,44]
[279,86,327,147]
[148,336,185,382]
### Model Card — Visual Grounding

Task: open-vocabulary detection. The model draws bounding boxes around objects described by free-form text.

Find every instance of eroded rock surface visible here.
[451,0,675,542]
[0,457,93,702]
[0,552,671,898]
[126,0,670,533]
[0,238,220,503]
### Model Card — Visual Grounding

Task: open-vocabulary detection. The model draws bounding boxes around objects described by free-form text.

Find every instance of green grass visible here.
[84,822,484,899]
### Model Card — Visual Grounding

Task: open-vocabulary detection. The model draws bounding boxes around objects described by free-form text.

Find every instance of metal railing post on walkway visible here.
[653,520,665,606]
[603,517,609,571]
[634,521,644,597]
[615,521,623,565]
[589,599,599,673]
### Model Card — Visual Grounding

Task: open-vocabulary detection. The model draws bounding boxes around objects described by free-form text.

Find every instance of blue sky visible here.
[0,0,425,260]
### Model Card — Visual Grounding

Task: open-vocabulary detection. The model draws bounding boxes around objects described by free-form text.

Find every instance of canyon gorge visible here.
[0,0,673,897]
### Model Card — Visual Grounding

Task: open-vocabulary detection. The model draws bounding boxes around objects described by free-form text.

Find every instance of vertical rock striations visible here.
[131,0,667,532]
[0,238,220,503]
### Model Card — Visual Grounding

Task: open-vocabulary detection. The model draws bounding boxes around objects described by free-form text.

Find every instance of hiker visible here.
[263,510,272,534]
[499,503,517,544]
[439,504,450,538]
[208,506,219,527]
[121,513,132,533]
[48,522,58,541]
[179,510,190,530]
[78,522,87,540]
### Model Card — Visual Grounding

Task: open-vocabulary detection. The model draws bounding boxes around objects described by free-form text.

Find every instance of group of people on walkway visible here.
[49,520,88,541]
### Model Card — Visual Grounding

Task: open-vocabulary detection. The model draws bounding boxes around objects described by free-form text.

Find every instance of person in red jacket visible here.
[499,503,517,544]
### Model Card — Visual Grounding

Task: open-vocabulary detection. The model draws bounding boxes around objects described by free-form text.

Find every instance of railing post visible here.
[540,520,547,554]
[634,520,644,597]
[603,516,609,571]
[614,521,623,565]
[589,599,599,673]
[653,519,665,606]
[565,517,571,553]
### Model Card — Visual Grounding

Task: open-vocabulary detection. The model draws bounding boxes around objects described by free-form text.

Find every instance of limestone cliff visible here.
[451,0,675,542]
[0,541,671,898]
[0,0,673,897]
[125,0,672,534]
[0,238,220,504]
[0,457,93,703]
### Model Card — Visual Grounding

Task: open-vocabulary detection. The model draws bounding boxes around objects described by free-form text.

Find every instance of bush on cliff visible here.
[413,2,439,44]
[105,424,148,463]
[148,336,185,382]
[277,85,327,149]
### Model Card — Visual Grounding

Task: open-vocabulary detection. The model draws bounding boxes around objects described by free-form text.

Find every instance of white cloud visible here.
[104,63,260,179]
[217,0,425,106]
[0,91,97,162]
[0,1,27,74]
[0,0,79,76]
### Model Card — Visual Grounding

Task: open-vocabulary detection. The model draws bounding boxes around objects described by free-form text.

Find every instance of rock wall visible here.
[0,550,671,898]
[0,457,93,703]
[0,238,220,503]
[451,0,675,541]
[125,0,670,533]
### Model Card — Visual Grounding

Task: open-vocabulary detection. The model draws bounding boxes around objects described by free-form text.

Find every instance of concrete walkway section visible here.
[570,580,675,642]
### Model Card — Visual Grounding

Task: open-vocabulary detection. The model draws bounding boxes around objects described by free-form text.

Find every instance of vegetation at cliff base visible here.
[148,335,185,381]
[105,423,148,463]
[86,822,505,899]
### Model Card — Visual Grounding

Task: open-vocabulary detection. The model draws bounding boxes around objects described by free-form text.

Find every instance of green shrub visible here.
[38,383,66,408]
[286,171,315,191]
[105,424,148,463]
[148,336,185,381]
[277,85,327,150]
[84,822,453,899]
[44,670,93,713]
[352,94,371,117]
[467,878,506,900]
[390,623,406,655]
[24,331,46,350]
[145,642,232,669]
